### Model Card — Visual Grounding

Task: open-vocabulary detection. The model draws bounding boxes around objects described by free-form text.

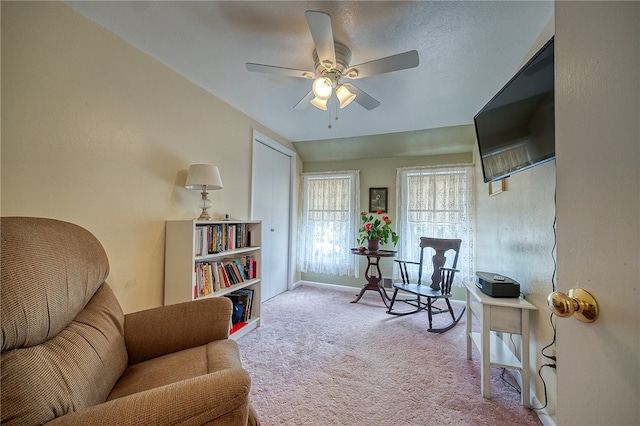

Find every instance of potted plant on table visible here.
[357,210,399,253]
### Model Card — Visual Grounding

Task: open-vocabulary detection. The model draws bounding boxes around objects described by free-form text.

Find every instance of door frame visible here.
[250,129,297,293]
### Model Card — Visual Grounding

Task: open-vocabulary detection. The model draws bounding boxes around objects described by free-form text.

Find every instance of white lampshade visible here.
[311,77,332,100]
[185,164,223,190]
[310,96,328,111]
[336,84,356,109]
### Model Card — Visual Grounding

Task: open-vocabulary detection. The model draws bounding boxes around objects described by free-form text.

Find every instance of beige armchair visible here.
[1,217,260,425]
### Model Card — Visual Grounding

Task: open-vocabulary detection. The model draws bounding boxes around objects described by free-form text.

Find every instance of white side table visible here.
[464,281,537,407]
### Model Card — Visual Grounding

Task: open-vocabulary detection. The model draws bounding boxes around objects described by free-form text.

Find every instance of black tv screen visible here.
[474,37,555,183]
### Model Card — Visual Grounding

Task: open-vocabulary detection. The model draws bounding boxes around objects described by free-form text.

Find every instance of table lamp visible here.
[185,164,223,220]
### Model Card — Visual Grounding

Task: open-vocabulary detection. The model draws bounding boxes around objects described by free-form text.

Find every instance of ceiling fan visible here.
[246,10,419,112]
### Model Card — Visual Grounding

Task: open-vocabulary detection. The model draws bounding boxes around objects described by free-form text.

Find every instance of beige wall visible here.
[474,18,558,418]
[1,1,295,314]
[302,152,473,287]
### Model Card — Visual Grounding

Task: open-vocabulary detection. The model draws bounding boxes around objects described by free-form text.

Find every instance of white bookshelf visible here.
[164,220,261,340]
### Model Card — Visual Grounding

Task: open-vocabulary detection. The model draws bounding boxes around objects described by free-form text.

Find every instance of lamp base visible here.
[196,189,213,221]
[197,210,212,221]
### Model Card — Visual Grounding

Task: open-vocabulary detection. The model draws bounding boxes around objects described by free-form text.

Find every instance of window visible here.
[298,171,359,277]
[396,165,475,284]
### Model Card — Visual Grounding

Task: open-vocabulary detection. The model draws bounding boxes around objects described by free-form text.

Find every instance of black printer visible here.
[475,272,520,298]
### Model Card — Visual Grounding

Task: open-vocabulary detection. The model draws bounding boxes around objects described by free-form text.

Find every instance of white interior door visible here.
[251,133,293,302]
[555,2,639,424]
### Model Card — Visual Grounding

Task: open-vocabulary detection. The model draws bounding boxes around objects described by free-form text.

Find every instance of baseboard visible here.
[292,280,465,307]
[293,280,358,292]
[533,397,556,426]
[504,369,556,426]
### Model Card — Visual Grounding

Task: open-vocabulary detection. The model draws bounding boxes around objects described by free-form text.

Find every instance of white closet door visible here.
[251,137,292,302]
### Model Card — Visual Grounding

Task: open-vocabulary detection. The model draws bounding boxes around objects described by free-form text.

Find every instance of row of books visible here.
[193,255,257,299]
[226,289,255,324]
[194,223,254,256]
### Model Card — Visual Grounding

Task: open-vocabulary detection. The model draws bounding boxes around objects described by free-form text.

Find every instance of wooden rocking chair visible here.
[387,237,465,333]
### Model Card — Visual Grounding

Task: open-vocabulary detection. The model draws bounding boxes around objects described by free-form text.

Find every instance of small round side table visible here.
[350,248,397,307]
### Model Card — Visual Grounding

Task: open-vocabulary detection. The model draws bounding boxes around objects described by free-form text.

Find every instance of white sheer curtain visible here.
[396,165,475,285]
[298,171,360,277]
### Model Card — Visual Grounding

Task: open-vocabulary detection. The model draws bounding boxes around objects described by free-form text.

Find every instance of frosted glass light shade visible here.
[336,84,356,109]
[310,97,328,111]
[185,164,223,190]
[312,77,332,100]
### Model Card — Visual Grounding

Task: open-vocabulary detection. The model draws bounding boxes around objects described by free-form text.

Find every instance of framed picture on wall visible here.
[488,179,506,196]
[369,188,388,213]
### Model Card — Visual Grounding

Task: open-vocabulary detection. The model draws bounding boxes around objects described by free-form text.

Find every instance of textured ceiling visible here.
[65,1,554,161]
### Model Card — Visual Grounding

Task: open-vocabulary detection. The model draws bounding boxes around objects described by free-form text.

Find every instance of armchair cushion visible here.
[108,339,242,400]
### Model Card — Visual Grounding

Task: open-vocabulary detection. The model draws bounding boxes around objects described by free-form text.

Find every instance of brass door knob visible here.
[547,288,599,323]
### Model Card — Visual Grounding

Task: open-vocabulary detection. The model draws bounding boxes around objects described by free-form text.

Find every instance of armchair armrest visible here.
[46,368,252,426]
[124,297,232,365]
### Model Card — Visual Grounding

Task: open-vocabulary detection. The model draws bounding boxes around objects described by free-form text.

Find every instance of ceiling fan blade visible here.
[305,10,336,71]
[246,63,315,79]
[344,50,419,79]
[347,84,381,110]
[293,90,315,110]
[293,90,314,110]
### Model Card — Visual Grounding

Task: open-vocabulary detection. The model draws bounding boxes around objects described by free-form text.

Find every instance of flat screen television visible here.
[474,37,555,183]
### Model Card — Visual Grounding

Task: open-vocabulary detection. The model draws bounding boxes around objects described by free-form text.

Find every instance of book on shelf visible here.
[194,263,215,298]
[230,322,247,334]
[194,223,253,255]
[241,255,257,280]
[225,293,244,324]
[233,258,248,280]
[227,259,244,283]
[217,261,231,288]
[224,263,237,285]
[192,245,258,300]
[212,263,221,291]
[227,224,235,251]
[230,288,254,323]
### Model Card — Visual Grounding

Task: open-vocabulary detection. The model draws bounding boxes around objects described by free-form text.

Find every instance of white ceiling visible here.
[65,1,553,160]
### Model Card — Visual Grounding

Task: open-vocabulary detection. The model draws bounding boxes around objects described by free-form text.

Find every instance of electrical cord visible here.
[530,314,557,411]
[529,197,558,411]
[531,363,556,411]
[500,367,521,394]
[551,212,557,293]
[498,190,559,412]
[540,313,557,362]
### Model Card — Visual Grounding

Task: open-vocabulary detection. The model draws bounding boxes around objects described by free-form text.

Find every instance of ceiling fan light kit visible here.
[246,10,419,121]
[310,96,328,111]
[336,84,356,109]
[312,77,332,100]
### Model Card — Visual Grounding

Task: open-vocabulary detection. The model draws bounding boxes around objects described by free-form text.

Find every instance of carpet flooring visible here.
[238,284,542,425]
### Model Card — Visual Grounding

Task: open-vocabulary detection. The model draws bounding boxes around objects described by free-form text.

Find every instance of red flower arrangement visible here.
[357,210,399,246]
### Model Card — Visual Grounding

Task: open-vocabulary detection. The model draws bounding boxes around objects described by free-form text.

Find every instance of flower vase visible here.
[367,238,380,253]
